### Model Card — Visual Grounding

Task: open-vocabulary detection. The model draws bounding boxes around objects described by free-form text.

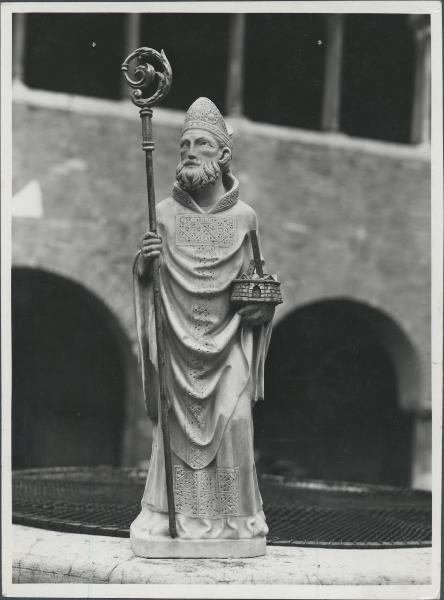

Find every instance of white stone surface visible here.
[12,180,43,218]
[12,525,432,585]
[131,529,266,558]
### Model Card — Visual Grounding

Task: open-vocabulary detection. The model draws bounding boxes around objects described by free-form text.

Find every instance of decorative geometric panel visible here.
[174,465,240,517]
[176,215,237,247]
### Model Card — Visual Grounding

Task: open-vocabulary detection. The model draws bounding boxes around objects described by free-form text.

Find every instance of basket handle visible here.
[250,230,264,277]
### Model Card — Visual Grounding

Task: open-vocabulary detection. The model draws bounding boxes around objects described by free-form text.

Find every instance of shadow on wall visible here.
[11,267,145,469]
[254,298,421,487]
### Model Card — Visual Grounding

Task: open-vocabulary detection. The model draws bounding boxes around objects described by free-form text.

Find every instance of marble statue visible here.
[130,97,276,558]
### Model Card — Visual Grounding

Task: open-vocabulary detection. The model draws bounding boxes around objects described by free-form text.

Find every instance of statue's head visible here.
[176,97,233,192]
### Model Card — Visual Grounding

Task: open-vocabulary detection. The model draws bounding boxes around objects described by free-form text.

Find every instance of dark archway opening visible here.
[255,300,414,486]
[12,268,125,469]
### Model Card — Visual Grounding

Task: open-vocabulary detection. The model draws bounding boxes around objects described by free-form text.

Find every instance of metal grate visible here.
[12,466,431,548]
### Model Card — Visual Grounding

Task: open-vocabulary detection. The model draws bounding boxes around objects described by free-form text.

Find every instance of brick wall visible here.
[11,97,431,479]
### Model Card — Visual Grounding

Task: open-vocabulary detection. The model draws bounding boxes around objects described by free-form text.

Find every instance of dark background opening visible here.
[244,14,326,129]
[12,268,125,468]
[24,13,125,99]
[341,14,416,143]
[20,13,422,143]
[140,13,230,113]
[254,300,413,486]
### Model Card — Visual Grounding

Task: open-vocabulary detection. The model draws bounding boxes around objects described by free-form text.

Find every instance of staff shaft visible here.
[140,108,177,539]
[250,230,264,277]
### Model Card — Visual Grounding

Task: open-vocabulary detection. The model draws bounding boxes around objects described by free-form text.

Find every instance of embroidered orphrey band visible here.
[174,465,240,517]
[176,215,237,247]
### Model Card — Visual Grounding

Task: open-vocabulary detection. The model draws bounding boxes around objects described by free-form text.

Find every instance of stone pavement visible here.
[12,524,431,585]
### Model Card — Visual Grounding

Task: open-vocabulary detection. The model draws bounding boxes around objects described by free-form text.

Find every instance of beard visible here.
[175,160,221,192]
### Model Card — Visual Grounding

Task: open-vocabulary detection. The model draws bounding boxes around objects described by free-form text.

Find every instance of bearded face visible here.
[175,159,221,192]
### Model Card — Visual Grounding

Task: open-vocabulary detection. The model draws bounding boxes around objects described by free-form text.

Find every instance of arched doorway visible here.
[254,299,418,486]
[12,267,127,468]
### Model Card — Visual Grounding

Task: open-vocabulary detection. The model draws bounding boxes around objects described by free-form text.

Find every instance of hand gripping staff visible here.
[121,48,177,538]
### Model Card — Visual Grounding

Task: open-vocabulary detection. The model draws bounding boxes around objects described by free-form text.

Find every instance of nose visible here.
[187,141,197,159]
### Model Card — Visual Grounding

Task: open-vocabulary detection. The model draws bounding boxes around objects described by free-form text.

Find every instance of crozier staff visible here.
[121,47,177,539]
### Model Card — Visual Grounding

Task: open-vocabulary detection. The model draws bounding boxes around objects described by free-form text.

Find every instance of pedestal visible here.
[130,522,267,558]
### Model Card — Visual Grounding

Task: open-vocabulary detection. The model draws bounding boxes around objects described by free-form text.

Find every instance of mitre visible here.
[182,97,233,150]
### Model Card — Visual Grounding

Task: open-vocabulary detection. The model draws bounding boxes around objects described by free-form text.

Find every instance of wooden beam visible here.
[12,13,27,83]
[225,14,246,117]
[321,14,345,132]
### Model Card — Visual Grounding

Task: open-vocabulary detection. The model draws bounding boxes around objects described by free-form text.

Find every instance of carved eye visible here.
[198,138,214,148]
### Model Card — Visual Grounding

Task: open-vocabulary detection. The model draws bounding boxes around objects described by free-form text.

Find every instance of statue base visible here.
[130,524,266,558]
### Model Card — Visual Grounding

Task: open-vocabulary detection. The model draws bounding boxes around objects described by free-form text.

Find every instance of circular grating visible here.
[12,466,431,548]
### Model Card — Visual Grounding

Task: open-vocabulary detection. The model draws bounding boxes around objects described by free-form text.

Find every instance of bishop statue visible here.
[131,97,276,557]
